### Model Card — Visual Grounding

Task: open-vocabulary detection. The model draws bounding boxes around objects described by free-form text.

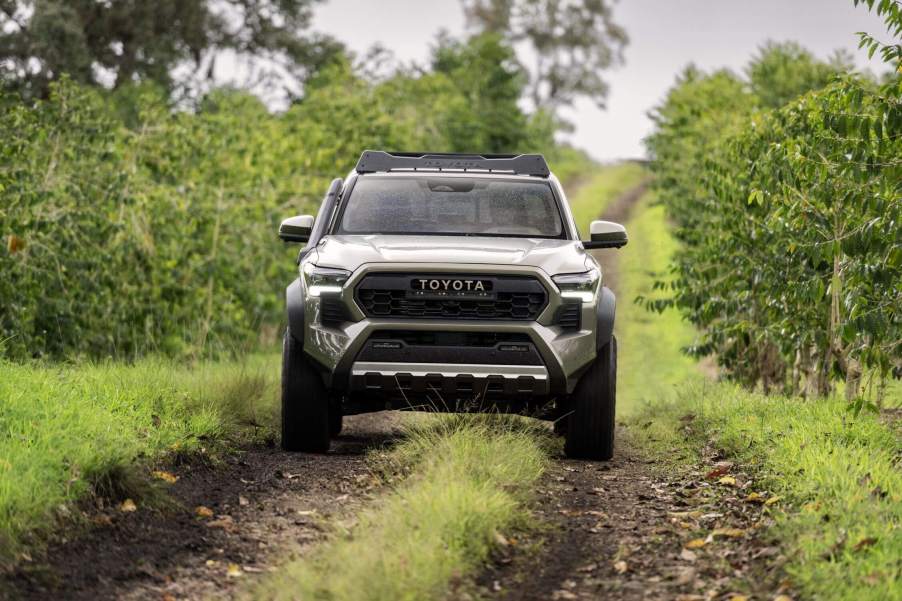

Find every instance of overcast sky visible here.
[309,0,892,161]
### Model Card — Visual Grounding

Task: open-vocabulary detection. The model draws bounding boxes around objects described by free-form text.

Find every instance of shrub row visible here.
[645,50,901,398]
[0,36,586,360]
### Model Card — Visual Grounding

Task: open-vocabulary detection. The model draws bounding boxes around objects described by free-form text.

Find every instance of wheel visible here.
[281,328,331,453]
[329,401,343,438]
[564,337,616,460]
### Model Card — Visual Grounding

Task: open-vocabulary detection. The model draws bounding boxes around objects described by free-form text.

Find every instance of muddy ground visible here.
[1,181,788,601]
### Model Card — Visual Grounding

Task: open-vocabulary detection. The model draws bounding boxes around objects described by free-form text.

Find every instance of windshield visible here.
[336,176,564,238]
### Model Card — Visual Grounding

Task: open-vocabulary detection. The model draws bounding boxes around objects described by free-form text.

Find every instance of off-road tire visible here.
[564,337,616,460]
[281,329,331,452]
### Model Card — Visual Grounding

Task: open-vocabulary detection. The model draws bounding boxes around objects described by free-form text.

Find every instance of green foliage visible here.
[854,0,902,66]
[747,41,850,108]
[646,42,901,397]
[0,32,558,361]
[629,382,902,600]
[0,353,279,564]
[0,0,342,100]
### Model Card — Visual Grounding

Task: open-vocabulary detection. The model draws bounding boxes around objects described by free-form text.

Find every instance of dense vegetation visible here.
[0,34,591,361]
[645,37,901,400]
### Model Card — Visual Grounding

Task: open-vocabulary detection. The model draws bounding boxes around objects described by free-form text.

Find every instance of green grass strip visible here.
[616,193,699,415]
[253,415,551,601]
[0,355,279,563]
[567,161,647,236]
[630,383,902,600]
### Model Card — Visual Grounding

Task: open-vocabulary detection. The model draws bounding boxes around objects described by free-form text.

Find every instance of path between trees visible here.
[1,181,786,601]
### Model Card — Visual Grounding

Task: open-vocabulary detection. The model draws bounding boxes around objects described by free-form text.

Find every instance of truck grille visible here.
[355,274,547,320]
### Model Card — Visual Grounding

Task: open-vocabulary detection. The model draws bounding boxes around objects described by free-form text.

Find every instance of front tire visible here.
[564,337,616,460]
[281,329,331,453]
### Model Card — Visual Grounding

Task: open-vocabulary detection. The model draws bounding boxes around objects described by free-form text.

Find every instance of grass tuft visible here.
[252,414,551,601]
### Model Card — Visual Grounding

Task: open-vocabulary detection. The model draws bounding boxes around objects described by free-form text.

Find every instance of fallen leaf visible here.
[712,528,746,538]
[238,495,249,506]
[744,492,765,503]
[705,464,732,479]
[551,591,578,600]
[195,505,214,518]
[765,495,782,506]
[773,596,793,601]
[205,559,220,567]
[727,595,749,601]
[669,510,703,519]
[493,531,510,547]
[853,537,878,552]
[717,476,737,486]
[680,549,697,562]
[676,566,696,585]
[207,515,236,531]
[7,234,25,254]
[578,562,598,572]
[226,563,243,578]
[119,499,137,513]
[613,560,628,574]
[243,565,264,573]
[162,594,177,601]
[152,470,178,484]
[684,538,707,549]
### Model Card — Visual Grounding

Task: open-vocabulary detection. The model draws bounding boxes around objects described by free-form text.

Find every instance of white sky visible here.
[308,0,892,161]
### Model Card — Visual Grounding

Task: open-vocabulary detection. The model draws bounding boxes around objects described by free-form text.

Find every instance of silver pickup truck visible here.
[278,151,627,459]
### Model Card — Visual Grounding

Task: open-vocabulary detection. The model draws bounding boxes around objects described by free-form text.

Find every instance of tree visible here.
[431,32,531,152]
[0,0,343,100]
[746,41,850,109]
[461,0,627,114]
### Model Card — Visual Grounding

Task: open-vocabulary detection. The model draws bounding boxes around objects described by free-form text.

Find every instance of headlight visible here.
[553,268,599,304]
[302,263,350,297]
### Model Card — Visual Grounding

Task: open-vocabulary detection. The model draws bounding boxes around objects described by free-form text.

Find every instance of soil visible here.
[474,434,791,600]
[0,413,402,601]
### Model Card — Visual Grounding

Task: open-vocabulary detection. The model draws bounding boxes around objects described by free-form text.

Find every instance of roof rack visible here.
[355,151,550,177]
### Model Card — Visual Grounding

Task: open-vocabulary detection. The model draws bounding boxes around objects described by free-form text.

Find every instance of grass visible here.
[567,160,647,236]
[628,383,902,600]
[0,354,279,564]
[615,192,699,415]
[252,415,553,601]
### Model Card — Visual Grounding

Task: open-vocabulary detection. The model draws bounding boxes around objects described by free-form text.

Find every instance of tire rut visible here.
[1,413,402,601]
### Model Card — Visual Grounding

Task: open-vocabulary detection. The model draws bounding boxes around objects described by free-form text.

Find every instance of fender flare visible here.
[286,278,305,345]
[596,286,616,350]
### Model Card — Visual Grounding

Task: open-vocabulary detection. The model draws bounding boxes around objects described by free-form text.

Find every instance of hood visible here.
[311,235,590,276]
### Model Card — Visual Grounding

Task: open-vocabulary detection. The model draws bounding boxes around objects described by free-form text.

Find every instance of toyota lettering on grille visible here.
[410,278,493,298]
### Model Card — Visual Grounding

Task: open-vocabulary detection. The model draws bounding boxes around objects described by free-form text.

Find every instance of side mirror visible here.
[583,220,628,249]
[279,215,315,243]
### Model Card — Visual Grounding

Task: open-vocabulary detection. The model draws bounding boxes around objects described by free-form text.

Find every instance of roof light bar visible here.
[355,150,550,177]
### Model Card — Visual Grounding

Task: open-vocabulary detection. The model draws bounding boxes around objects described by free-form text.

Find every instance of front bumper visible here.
[302,262,599,396]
